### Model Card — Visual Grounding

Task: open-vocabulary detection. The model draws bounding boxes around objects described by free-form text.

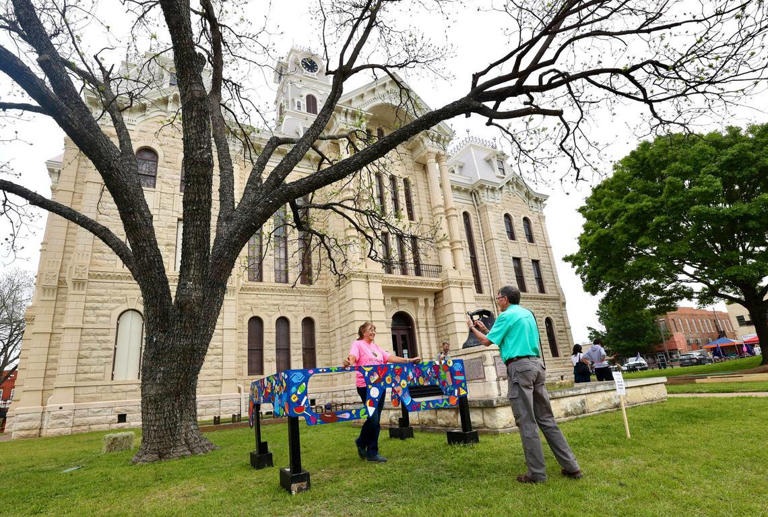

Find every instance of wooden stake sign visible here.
[612,370,631,439]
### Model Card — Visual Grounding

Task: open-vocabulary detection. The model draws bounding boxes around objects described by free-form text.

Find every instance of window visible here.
[496,158,505,174]
[375,173,386,215]
[112,310,144,380]
[376,127,384,140]
[247,231,263,282]
[389,175,400,216]
[298,197,312,285]
[403,178,415,221]
[545,318,560,357]
[523,217,534,243]
[504,214,515,240]
[247,317,264,375]
[673,318,679,332]
[411,236,422,277]
[463,212,483,294]
[306,94,317,114]
[296,100,302,111]
[169,73,178,86]
[736,315,752,326]
[397,235,407,275]
[175,220,183,271]
[513,257,527,292]
[274,206,288,283]
[532,260,545,293]
[381,232,393,274]
[179,166,185,192]
[276,317,290,373]
[301,318,316,369]
[136,148,158,188]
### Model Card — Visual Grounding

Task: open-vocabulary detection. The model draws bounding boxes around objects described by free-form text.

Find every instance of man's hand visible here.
[474,320,489,333]
[410,356,421,364]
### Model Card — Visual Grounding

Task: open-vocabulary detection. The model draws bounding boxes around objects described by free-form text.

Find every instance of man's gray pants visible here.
[507,357,580,481]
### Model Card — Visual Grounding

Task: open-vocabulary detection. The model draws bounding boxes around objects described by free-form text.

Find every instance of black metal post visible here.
[280,416,310,494]
[447,396,479,445]
[388,401,414,440]
[249,404,273,469]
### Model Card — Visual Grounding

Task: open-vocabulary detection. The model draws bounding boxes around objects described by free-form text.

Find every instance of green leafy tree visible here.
[590,292,669,361]
[566,125,768,365]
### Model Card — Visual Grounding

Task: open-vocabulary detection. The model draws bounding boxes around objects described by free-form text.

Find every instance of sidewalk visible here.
[668,392,768,397]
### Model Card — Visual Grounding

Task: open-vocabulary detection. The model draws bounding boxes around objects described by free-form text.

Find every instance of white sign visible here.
[612,370,626,396]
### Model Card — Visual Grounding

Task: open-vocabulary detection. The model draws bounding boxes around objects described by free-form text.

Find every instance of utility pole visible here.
[712,307,726,339]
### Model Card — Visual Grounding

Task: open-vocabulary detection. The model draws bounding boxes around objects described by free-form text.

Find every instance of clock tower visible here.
[274,48,331,136]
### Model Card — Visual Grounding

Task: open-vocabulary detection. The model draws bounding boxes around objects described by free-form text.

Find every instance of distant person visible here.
[467,285,582,483]
[343,321,420,463]
[437,341,451,364]
[584,338,612,381]
[571,344,591,383]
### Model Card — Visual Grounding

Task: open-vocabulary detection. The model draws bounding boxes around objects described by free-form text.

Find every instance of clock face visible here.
[301,57,318,73]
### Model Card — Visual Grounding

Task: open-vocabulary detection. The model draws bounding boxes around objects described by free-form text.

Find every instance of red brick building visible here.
[1,371,18,432]
[654,307,736,360]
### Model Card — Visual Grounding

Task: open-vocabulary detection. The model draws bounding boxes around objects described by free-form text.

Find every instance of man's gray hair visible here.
[498,285,520,305]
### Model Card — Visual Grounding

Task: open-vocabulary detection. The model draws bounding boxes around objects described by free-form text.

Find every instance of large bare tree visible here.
[1,0,767,462]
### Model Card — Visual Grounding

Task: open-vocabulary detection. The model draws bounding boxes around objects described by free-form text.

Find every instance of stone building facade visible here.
[8,49,576,438]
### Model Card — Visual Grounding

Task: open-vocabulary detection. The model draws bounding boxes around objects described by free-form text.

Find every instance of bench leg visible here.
[250,403,273,469]
[447,396,479,445]
[280,416,310,494]
[389,403,414,440]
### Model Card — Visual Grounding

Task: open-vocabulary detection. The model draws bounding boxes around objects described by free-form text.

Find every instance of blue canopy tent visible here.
[703,337,742,357]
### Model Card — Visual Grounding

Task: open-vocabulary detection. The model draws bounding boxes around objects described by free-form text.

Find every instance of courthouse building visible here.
[9,49,576,438]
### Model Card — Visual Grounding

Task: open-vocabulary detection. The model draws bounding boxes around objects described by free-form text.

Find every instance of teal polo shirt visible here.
[485,305,540,362]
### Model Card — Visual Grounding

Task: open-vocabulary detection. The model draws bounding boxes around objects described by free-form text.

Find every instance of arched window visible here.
[274,206,288,283]
[136,148,158,188]
[301,318,316,369]
[298,196,312,285]
[112,310,144,380]
[306,94,318,114]
[247,230,263,282]
[389,175,400,215]
[403,178,415,221]
[276,317,291,372]
[463,212,483,294]
[504,214,515,240]
[523,217,535,243]
[375,172,386,215]
[545,317,560,357]
[247,316,264,375]
[296,99,302,111]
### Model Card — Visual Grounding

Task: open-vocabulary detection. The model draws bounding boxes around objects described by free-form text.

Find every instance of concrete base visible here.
[280,468,310,494]
[250,450,273,469]
[388,426,414,440]
[381,377,668,433]
[447,429,479,445]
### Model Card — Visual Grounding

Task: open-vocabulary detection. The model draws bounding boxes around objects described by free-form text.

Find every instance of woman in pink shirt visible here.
[343,321,420,462]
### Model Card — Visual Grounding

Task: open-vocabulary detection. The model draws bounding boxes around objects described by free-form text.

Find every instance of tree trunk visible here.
[747,303,768,366]
[132,322,218,463]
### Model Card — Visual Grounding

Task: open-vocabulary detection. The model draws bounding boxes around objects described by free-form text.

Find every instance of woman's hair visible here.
[572,344,583,356]
[358,321,375,339]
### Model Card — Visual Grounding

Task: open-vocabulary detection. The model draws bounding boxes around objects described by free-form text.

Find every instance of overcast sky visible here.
[2,1,766,344]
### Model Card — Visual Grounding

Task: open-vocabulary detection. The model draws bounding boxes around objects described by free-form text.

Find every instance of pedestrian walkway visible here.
[668,392,768,398]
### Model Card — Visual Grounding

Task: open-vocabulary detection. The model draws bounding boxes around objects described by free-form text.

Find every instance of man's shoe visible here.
[561,468,583,479]
[516,474,545,484]
[355,440,366,459]
[366,454,387,463]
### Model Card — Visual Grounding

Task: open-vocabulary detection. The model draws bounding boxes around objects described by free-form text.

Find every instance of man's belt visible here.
[504,355,537,367]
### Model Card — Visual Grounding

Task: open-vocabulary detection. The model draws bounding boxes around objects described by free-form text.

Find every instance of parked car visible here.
[678,352,714,367]
[622,358,649,372]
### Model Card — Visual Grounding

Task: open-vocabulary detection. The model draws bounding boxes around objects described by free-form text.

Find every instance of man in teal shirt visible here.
[468,285,582,483]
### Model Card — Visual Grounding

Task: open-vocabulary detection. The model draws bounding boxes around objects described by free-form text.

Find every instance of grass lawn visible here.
[623,356,762,379]
[667,381,768,394]
[3,398,768,516]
